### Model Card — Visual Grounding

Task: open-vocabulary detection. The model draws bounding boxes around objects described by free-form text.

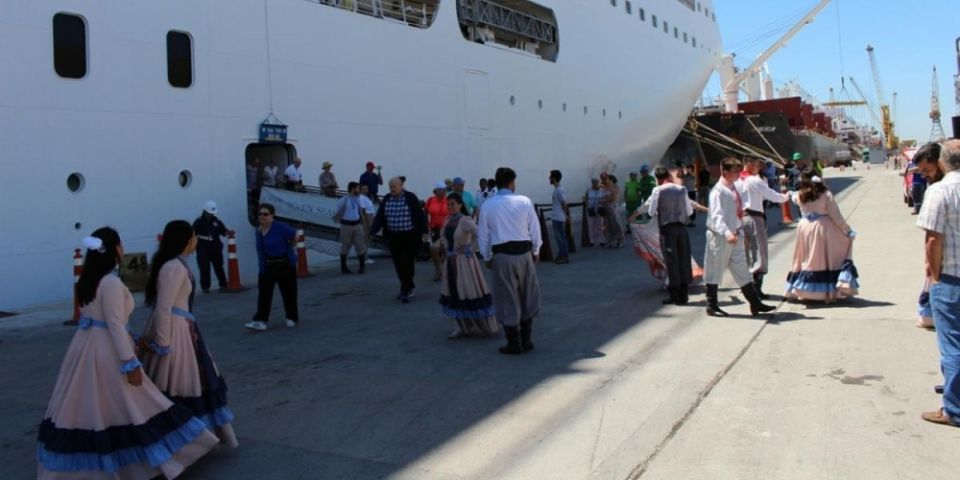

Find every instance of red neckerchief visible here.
[721,177,743,220]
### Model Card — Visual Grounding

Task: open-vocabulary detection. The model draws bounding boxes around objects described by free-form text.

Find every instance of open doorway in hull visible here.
[245,143,297,225]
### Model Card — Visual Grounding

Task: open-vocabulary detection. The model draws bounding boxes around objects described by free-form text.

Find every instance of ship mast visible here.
[717,0,832,113]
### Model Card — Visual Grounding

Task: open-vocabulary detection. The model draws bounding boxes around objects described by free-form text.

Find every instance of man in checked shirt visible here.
[918,139,960,428]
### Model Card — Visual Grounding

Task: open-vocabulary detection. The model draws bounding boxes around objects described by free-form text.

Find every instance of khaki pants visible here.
[339,223,367,256]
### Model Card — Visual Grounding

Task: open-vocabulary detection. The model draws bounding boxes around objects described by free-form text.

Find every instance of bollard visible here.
[65,248,83,325]
[296,226,312,278]
[222,232,248,292]
[780,191,795,225]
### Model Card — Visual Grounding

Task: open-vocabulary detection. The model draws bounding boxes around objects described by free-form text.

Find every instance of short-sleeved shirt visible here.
[255,221,297,272]
[551,185,568,222]
[425,196,449,230]
[459,190,477,216]
[262,165,278,187]
[917,171,960,277]
[284,164,302,183]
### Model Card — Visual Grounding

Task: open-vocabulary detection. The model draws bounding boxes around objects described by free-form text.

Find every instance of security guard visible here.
[193,200,235,293]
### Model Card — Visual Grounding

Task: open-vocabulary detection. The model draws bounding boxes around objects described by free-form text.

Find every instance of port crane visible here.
[866,45,898,149]
[930,66,946,142]
[717,0,831,113]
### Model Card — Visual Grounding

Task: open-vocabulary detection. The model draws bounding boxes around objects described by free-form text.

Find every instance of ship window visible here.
[166,31,193,88]
[316,0,438,29]
[583,106,588,115]
[625,1,631,14]
[53,13,87,79]
[639,8,645,21]
[67,173,85,193]
[674,27,679,39]
[663,21,669,34]
[652,15,657,28]
[509,95,516,106]
[697,2,702,11]
[705,8,709,18]
[692,37,697,47]
[683,32,688,43]
[602,108,607,117]
[562,102,567,112]
[538,99,543,109]
[178,170,192,188]
[610,0,616,6]
[618,111,623,119]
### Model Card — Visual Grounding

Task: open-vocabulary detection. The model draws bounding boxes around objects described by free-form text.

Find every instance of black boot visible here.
[678,284,689,305]
[520,319,534,352]
[358,255,366,274]
[499,326,524,355]
[340,255,353,274]
[742,283,775,316]
[753,273,769,300]
[662,286,678,305]
[706,284,729,317]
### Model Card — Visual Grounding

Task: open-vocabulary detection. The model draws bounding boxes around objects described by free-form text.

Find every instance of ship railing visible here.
[316,0,438,28]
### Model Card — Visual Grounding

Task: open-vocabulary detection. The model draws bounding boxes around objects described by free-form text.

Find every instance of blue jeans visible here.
[931,275,960,423]
[552,220,569,259]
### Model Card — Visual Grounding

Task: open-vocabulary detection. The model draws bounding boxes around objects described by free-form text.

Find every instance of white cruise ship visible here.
[0,0,721,310]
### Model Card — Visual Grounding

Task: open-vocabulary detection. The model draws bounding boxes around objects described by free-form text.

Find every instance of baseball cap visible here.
[792,152,803,161]
[640,165,650,173]
[203,200,217,214]
[453,177,465,185]
[434,181,446,190]
[366,161,375,169]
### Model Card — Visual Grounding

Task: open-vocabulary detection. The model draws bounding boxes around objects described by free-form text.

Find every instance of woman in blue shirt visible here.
[245,203,299,331]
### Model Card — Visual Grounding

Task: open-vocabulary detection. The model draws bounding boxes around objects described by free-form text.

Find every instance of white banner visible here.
[258,187,340,228]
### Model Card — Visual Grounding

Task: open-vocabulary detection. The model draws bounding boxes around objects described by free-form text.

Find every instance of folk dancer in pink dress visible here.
[141,220,239,448]
[783,174,859,302]
[37,227,218,480]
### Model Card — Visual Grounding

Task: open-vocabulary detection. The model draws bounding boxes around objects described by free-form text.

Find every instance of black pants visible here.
[196,241,227,291]
[386,231,420,294]
[254,262,299,322]
[660,223,693,289]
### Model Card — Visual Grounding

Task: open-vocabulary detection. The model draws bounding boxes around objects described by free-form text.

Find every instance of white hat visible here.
[434,181,446,190]
[203,200,218,214]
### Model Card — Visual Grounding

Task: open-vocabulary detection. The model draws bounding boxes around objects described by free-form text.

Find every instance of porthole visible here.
[562,102,567,112]
[603,108,607,117]
[74,222,82,231]
[618,111,623,119]
[583,106,588,115]
[67,172,85,193]
[538,99,543,109]
[509,95,516,106]
[178,170,192,188]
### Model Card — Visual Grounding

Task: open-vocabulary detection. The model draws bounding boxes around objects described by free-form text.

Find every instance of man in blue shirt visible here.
[451,177,476,216]
[335,182,367,274]
[908,160,928,215]
[359,162,383,202]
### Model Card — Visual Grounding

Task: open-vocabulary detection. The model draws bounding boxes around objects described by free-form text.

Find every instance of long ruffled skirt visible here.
[439,253,498,335]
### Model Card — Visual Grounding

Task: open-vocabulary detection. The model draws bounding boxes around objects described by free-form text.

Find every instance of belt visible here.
[746,210,765,218]
[340,219,361,226]
[660,221,685,227]
[492,241,532,255]
[196,235,214,241]
[171,306,195,322]
[940,274,960,285]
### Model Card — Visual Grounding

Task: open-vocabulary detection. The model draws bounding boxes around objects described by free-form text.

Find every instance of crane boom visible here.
[866,45,898,149]
[849,76,884,142]
[718,0,832,112]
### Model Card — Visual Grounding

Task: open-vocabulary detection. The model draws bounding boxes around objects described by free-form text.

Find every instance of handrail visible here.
[313,0,438,28]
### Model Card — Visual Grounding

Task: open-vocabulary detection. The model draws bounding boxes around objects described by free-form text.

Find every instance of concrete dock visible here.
[1,166,956,479]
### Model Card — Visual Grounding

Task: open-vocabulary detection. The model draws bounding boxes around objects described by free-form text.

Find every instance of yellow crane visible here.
[866,45,899,149]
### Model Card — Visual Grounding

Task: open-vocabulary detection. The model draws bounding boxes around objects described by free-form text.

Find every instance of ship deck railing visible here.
[314,0,438,28]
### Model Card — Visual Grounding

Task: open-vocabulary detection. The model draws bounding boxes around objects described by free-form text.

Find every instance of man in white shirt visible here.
[736,156,790,299]
[335,182,366,274]
[548,170,570,264]
[918,139,960,427]
[262,158,279,188]
[648,166,694,305]
[478,167,542,355]
[284,157,304,192]
[704,157,775,317]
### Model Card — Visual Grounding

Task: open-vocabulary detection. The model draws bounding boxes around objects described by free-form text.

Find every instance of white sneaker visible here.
[366,258,375,264]
[285,319,297,328]
[244,321,267,332]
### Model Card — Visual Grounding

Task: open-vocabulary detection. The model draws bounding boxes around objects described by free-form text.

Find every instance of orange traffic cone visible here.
[65,248,83,326]
[296,226,312,278]
[222,232,248,292]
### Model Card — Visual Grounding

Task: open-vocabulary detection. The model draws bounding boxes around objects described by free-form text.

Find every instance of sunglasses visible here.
[258,212,272,217]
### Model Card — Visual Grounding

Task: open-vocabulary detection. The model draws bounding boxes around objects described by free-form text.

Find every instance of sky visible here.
[709,0,959,143]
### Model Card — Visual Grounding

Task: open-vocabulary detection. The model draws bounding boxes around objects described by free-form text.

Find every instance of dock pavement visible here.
[1,165,955,479]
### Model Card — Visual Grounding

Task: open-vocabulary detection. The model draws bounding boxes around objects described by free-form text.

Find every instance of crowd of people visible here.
[42,141,960,477]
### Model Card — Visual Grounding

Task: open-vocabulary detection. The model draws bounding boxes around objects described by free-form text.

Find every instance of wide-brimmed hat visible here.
[322,161,333,169]
[203,200,217,214]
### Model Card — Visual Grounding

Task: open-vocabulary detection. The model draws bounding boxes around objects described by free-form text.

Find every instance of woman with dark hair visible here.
[141,220,239,448]
[440,193,498,339]
[37,227,218,479]
[246,202,299,330]
[784,174,859,302]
